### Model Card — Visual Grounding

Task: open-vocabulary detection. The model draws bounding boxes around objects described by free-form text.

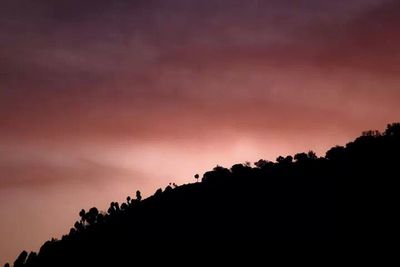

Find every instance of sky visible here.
[1,0,400,263]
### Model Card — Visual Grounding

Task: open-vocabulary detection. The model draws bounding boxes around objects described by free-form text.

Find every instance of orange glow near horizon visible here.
[1,0,400,264]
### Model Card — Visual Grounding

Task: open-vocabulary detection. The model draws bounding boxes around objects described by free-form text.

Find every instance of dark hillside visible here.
[8,123,400,267]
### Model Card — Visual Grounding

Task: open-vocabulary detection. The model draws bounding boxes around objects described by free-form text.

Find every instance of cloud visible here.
[0,143,142,189]
[307,0,400,75]
[1,0,400,178]
[0,0,385,87]
[1,2,400,264]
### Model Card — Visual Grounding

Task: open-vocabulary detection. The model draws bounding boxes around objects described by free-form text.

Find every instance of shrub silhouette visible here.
[78,209,86,226]
[136,190,142,202]
[294,151,317,162]
[307,150,317,160]
[13,251,27,267]
[276,155,293,165]
[85,208,99,225]
[325,146,345,160]
[254,159,272,169]
[385,122,400,136]
[294,152,308,162]
[6,122,400,267]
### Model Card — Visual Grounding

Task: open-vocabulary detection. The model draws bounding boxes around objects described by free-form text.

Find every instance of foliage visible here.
[6,122,400,267]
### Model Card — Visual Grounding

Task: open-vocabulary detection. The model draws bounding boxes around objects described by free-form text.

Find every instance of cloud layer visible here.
[1,0,400,264]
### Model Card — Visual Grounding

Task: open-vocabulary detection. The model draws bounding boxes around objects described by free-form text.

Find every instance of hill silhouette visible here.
[6,123,400,266]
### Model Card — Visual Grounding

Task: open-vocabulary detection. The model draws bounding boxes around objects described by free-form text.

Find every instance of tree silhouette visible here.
[307,150,317,160]
[26,252,38,266]
[194,174,199,182]
[85,207,99,225]
[362,130,381,137]
[114,202,120,212]
[276,155,293,164]
[294,152,308,162]
[294,151,317,162]
[13,251,28,267]
[69,227,76,235]
[79,209,86,225]
[276,156,285,163]
[154,188,163,197]
[254,159,270,169]
[325,146,345,161]
[74,221,84,232]
[164,185,173,193]
[202,166,230,183]
[108,202,119,215]
[9,122,400,267]
[136,190,142,202]
[385,123,400,136]
[121,203,128,211]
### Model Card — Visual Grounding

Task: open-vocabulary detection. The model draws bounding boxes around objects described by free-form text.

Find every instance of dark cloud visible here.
[0,0,383,88]
[305,0,400,75]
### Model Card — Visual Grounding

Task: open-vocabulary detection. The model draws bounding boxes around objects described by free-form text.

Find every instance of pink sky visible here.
[1,0,400,264]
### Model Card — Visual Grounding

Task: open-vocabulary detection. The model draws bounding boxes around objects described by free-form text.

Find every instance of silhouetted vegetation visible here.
[6,123,400,266]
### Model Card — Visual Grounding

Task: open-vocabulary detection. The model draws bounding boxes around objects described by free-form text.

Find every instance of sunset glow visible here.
[1,0,400,263]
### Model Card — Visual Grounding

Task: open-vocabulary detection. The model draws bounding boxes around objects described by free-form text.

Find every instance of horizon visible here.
[1,0,400,264]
